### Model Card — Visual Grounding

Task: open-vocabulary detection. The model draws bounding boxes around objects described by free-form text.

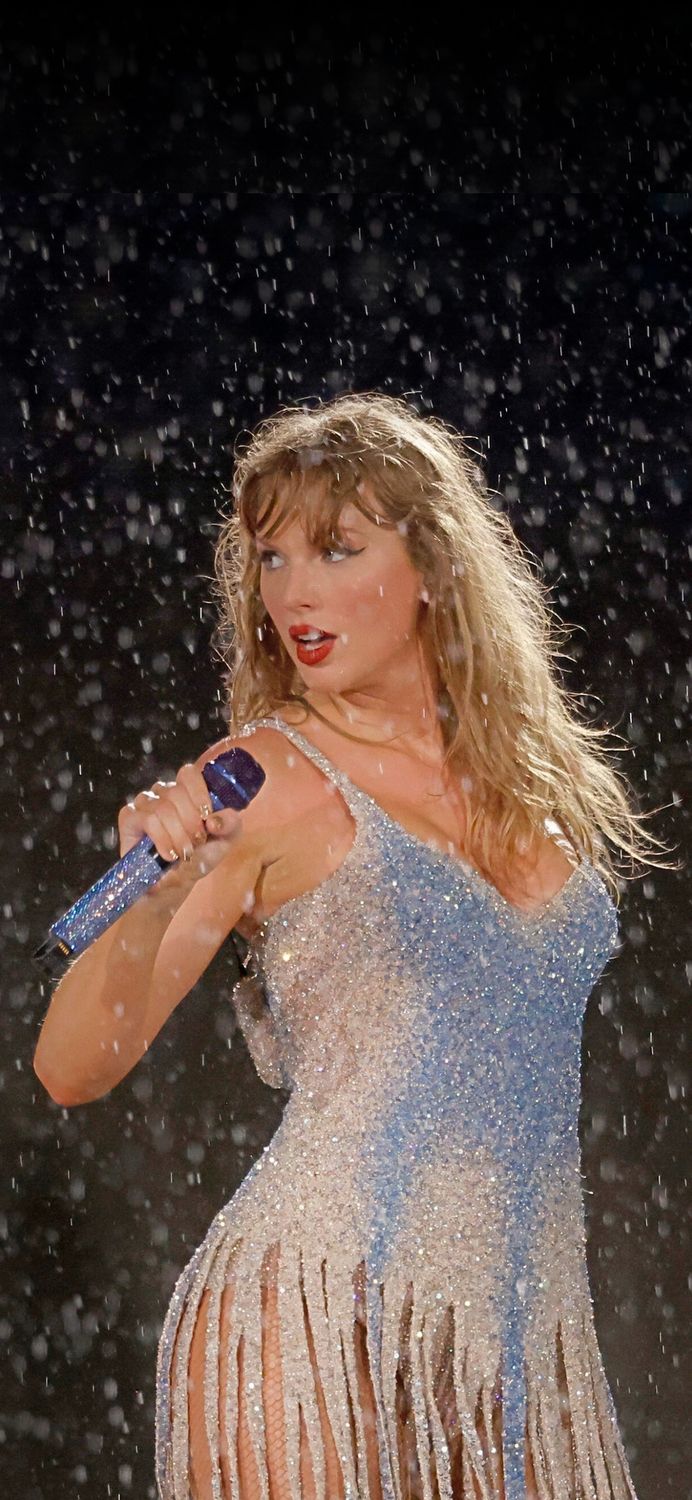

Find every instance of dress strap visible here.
[234,715,369,823]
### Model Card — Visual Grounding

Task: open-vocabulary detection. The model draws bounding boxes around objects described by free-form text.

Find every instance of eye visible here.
[257,544,363,568]
[323,544,363,562]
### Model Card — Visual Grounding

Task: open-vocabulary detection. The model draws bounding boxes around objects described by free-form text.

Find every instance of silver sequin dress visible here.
[155,716,640,1500]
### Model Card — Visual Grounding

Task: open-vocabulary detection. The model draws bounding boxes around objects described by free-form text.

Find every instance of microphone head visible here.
[203,747,266,810]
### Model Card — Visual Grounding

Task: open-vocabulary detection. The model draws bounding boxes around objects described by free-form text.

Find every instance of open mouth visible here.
[293,630,336,644]
[288,621,338,643]
[293,632,337,663]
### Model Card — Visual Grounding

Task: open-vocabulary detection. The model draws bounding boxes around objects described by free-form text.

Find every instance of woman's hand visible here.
[117,760,242,884]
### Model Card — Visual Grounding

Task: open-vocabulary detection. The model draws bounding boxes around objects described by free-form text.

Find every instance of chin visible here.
[300,668,346,690]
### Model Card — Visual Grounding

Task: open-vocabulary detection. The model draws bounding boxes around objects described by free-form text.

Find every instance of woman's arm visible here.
[32,831,268,1105]
[32,732,280,1107]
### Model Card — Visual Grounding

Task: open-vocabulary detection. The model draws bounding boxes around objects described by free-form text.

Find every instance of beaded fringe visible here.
[155,1224,638,1500]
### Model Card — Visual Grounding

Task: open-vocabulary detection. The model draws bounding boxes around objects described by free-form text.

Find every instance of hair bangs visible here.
[241,449,396,550]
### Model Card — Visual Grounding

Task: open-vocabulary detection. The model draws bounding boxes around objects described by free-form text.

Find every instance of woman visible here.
[34,392,673,1499]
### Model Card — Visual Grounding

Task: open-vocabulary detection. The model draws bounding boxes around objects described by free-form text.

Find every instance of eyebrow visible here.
[254,524,363,549]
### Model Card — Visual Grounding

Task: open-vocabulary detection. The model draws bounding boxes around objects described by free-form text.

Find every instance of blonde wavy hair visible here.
[211,390,678,904]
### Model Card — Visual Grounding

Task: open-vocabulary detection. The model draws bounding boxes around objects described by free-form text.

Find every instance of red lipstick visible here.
[288,624,337,665]
[295,635,336,665]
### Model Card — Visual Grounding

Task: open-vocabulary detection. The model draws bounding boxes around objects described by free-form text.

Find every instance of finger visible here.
[183,762,226,822]
[183,808,240,878]
[175,764,213,831]
[178,762,217,822]
[192,833,238,879]
[151,775,207,848]
[205,806,240,836]
[146,806,195,862]
[141,813,180,862]
[131,786,162,807]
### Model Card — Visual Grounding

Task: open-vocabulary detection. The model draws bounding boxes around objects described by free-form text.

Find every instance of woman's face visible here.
[255,485,427,694]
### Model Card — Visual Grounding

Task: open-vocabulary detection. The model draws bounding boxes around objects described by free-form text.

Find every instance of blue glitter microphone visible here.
[33,748,266,980]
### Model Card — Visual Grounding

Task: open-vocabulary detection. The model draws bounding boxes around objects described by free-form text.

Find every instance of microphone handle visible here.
[33,748,265,979]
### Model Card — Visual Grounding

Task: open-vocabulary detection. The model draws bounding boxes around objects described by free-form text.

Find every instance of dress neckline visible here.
[251,714,589,928]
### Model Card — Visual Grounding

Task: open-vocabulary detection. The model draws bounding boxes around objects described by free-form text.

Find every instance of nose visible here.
[276,558,326,613]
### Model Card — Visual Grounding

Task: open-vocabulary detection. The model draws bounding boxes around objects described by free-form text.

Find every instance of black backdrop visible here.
[1,16,690,1500]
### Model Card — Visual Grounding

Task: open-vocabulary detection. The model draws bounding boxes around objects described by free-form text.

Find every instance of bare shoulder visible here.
[193,719,309,858]
[543,816,581,867]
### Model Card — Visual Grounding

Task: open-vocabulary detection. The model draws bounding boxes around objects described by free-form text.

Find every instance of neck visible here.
[301,684,443,749]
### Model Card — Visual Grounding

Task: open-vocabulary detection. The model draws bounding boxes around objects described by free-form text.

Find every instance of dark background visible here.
[1,14,690,1499]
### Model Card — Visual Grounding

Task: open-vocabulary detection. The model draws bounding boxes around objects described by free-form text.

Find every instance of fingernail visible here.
[209,815,223,833]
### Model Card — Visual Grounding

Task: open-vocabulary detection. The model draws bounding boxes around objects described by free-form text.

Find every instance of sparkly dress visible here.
[155,716,639,1500]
